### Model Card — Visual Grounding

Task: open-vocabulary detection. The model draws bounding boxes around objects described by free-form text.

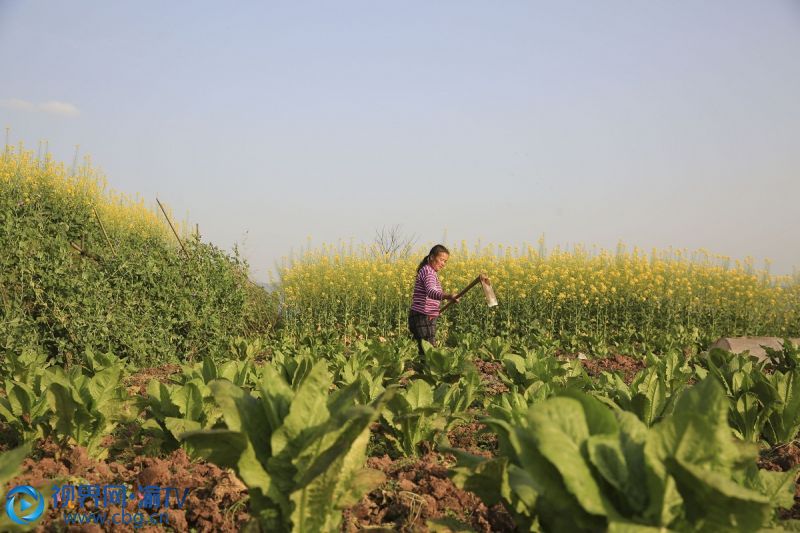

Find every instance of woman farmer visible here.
[408,244,460,355]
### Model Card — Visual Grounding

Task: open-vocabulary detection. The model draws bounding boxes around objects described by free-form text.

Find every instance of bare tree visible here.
[373,224,417,261]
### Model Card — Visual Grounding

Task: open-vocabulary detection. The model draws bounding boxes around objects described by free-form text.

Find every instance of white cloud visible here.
[38,100,80,117]
[0,98,79,117]
[0,98,36,111]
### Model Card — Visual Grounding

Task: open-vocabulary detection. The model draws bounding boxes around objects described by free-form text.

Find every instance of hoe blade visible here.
[480,277,498,307]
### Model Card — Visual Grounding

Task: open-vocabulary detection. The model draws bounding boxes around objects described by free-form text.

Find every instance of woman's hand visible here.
[446,293,460,303]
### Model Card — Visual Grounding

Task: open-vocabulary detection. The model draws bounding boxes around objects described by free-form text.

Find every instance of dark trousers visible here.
[408,310,437,355]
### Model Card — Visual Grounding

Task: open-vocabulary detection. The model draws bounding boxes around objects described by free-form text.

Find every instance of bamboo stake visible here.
[154,199,264,291]
[71,144,80,175]
[93,206,116,256]
[156,197,190,258]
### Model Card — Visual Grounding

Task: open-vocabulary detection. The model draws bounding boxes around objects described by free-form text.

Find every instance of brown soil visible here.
[759,442,800,472]
[0,422,16,453]
[578,354,645,385]
[758,442,800,520]
[446,421,497,458]
[342,453,514,532]
[123,364,182,396]
[6,438,249,532]
[473,359,509,396]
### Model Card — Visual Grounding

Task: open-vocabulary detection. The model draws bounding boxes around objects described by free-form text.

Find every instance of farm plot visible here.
[3,148,800,531]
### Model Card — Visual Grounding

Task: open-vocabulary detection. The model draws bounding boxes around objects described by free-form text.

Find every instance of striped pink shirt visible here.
[410,264,444,316]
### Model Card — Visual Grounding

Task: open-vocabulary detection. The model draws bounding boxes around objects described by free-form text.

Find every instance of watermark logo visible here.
[53,483,190,529]
[5,485,45,525]
[5,483,190,528]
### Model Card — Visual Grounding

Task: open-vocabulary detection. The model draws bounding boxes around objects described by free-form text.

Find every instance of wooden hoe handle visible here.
[440,274,487,314]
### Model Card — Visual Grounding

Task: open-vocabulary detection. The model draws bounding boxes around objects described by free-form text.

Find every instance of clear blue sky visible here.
[2,1,799,281]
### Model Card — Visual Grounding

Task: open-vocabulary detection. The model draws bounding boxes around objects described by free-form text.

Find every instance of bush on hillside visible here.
[0,147,277,366]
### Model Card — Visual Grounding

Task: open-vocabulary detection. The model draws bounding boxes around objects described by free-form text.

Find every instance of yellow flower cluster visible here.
[278,239,800,340]
[1,145,184,243]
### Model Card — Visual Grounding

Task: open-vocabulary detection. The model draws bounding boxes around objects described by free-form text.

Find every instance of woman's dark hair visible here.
[417,244,450,272]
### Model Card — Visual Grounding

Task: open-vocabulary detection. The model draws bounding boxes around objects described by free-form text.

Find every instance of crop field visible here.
[3,147,800,532]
